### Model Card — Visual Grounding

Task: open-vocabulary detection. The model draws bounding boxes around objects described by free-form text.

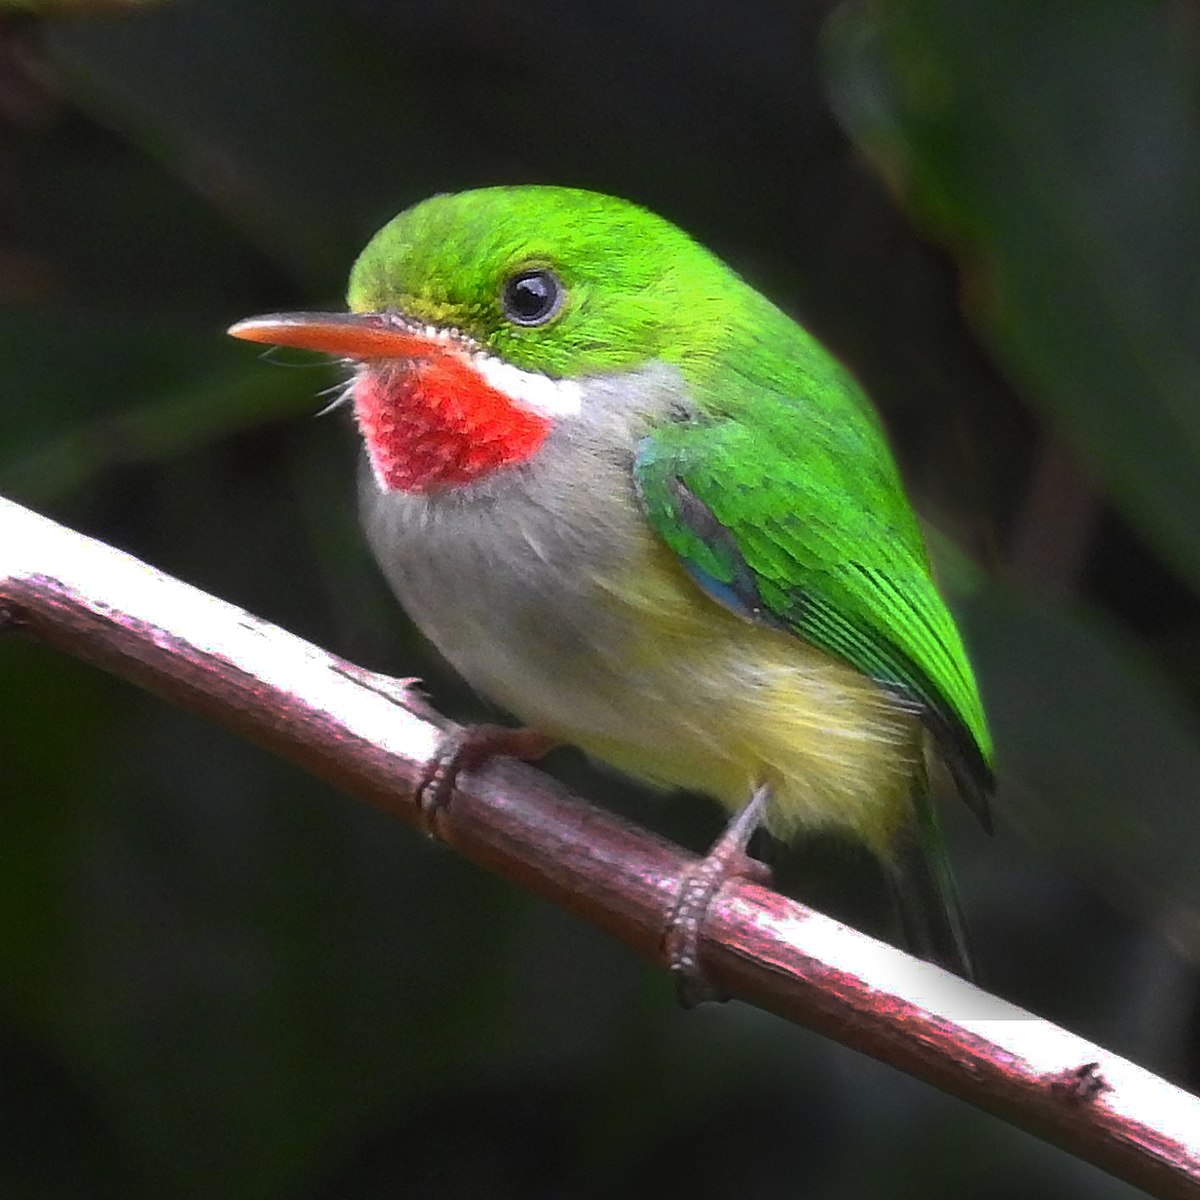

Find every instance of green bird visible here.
[230,185,994,989]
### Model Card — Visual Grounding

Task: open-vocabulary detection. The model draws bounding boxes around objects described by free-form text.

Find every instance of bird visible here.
[229,185,994,995]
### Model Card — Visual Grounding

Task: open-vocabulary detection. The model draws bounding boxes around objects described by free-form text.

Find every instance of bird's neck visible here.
[353,358,553,494]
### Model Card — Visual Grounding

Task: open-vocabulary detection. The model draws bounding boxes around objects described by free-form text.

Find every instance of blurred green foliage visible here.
[1,1,1197,1197]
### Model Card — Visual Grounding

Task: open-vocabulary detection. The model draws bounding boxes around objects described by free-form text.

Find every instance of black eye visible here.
[501,268,563,326]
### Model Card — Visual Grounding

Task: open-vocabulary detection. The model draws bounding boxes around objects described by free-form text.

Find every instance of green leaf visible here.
[825,0,1200,593]
[964,592,1200,961]
[0,308,326,503]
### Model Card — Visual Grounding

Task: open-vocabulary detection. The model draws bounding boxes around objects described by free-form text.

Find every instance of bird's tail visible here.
[886,784,975,980]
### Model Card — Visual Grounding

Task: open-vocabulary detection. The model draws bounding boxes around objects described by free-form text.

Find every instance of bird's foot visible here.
[663,783,775,1007]
[417,724,558,828]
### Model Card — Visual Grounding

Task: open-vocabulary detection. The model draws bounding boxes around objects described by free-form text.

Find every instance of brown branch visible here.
[1,491,1198,1199]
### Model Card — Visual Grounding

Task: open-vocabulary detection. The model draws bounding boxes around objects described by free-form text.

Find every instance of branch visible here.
[1,491,1198,1199]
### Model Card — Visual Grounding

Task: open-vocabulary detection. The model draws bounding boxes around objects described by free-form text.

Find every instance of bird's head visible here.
[229,186,745,493]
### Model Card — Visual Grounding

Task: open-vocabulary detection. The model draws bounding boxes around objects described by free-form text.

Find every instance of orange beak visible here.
[227,312,445,360]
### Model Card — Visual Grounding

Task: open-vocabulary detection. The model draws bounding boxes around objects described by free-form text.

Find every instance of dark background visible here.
[3,1,1200,1196]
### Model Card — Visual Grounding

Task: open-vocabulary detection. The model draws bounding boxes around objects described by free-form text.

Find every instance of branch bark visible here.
[1,492,1198,1199]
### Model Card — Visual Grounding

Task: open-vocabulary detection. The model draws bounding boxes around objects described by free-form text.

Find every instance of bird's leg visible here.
[664,782,775,1007]
[417,724,559,826]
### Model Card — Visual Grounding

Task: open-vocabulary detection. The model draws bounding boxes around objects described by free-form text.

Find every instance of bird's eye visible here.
[500,268,563,326]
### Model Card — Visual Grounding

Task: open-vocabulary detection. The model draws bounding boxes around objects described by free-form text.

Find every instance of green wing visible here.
[634,401,994,824]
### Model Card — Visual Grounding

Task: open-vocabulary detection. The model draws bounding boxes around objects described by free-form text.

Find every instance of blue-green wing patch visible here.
[634,412,994,824]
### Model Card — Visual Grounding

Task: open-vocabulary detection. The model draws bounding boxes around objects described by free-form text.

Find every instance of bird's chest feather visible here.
[359,396,920,830]
[359,387,682,735]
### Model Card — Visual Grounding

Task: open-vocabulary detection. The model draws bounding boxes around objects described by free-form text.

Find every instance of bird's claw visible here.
[415,724,558,829]
[662,783,775,1006]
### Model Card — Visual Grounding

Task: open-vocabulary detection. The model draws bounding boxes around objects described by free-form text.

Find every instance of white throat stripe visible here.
[470,351,583,418]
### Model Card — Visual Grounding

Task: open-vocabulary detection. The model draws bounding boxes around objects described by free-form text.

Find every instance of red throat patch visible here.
[353,354,553,493]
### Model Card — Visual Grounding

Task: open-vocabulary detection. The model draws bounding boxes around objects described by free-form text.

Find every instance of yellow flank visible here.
[555,537,925,859]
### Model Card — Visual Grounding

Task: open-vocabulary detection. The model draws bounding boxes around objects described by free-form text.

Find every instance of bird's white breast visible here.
[359,364,692,742]
[359,361,920,840]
